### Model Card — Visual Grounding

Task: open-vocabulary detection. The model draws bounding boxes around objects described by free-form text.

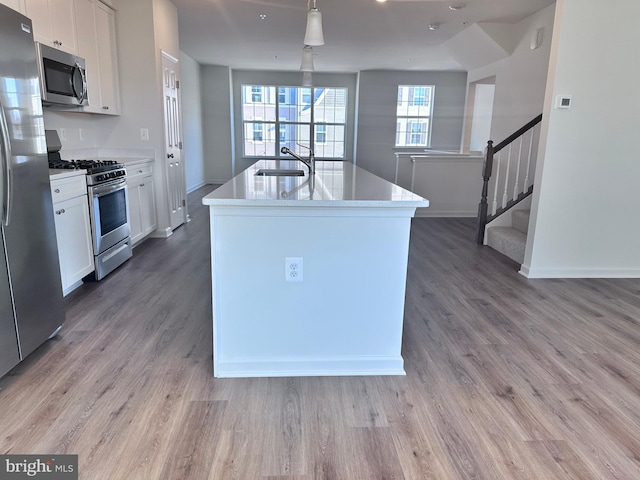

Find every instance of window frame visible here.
[395,85,435,148]
[241,84,348,160]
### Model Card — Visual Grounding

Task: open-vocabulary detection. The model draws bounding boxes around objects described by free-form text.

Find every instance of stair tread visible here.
[486,226,526,265]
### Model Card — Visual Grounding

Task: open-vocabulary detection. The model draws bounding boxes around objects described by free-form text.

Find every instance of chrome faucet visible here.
[281,145,315,175]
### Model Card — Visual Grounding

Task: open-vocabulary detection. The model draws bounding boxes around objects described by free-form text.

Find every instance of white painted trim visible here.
[214,355,406,378]
[410,155,484,164]
[414,209,476,218]
[205,177,231,185]
[149,227,173,239]
[186,181,207,193]
[210,206,418,218]
[520,266,640,279]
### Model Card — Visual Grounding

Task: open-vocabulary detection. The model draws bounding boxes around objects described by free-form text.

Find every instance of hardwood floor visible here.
[1,185,640,479]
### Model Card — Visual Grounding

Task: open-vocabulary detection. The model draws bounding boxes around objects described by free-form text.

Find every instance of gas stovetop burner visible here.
[48,158,127,185]
[48,159,125,175]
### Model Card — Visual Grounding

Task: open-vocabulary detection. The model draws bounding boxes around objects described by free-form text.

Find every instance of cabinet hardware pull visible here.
[167,153,174,159]
[56,209,65,215]
[103,106,109,110]
[54,188,60,193]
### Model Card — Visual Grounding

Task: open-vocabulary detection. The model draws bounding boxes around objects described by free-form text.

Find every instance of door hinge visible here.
[176,80,180,89]
[182,199,186,207]
[178,141,183,149]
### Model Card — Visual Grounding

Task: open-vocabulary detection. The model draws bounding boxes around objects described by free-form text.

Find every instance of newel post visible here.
[476,140,494,244]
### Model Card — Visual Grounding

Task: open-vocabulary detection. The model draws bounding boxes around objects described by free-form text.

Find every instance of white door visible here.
[162,52,187,230]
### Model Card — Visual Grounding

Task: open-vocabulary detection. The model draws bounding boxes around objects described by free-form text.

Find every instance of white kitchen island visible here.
[202,160,429,377]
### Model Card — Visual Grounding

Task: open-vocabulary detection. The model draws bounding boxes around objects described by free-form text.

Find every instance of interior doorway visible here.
[463,76,496,153]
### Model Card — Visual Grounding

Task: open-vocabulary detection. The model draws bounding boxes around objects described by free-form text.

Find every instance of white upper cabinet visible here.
[75,0,120,115]
[25,0,78,54]
[94,1,120,114]
[0,0,26,14]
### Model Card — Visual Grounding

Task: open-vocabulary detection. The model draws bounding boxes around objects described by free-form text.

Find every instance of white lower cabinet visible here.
[51,174,94,295]
[127,162,157,245]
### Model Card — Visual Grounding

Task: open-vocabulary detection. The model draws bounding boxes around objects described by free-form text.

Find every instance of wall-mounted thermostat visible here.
[555,95,572,110]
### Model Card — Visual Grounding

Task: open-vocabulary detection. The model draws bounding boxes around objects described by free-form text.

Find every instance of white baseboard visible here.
[214,355,406,378]
[206,177,230,185]
[414,208,476,218]
[149,227,172,239]
[186,181,207,193]
[520,265,640,278]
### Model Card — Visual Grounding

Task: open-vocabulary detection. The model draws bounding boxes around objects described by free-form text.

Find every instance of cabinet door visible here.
[50,0,78,54]
[75,0,102,113]
[140,176,157,236]
[0,0,26,14]
[53,195,94,294]
[25,0,77,53]
[25,0,53,46]
[128,182,143,245]
[94,1,120,114]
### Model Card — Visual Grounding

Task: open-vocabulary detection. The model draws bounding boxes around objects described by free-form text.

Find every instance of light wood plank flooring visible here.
[1,185,640,479]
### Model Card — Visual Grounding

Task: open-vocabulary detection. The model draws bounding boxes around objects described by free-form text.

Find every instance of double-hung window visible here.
[395,85,434,147]
[242,85,347,159]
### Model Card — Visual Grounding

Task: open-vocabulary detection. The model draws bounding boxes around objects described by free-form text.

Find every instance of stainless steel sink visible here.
[255,169,305,177]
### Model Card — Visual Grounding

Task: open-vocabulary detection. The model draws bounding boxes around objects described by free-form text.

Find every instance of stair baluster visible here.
[524,128,535,191]
[491,151,501,215]
[502,144,512,209]
[476,114,542,244]
[513,137,523,201]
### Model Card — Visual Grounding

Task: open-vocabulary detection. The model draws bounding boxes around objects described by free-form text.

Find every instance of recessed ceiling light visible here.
[259,13,267,20]
[449,4,465,11]
[376,0,387,3]
[428,23,440,31]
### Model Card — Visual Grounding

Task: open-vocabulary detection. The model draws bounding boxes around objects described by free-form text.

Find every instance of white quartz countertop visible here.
[202,160,429,208]
[49,169,86,180]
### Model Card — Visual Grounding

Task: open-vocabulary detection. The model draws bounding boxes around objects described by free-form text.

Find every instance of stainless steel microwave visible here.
[35,42,88,107]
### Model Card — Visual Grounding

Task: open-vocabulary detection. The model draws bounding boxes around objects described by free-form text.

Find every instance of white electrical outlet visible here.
[140,128,149,141]
[285,257,303,282]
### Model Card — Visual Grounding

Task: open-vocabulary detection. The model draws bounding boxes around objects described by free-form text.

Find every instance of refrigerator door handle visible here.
[0,102,12,226]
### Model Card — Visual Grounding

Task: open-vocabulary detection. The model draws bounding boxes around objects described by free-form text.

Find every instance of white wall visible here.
[467,4,556,145]
[179,51,205,192]
[356,70,468,183]
[522,0,640,278]
[201,65,233,183]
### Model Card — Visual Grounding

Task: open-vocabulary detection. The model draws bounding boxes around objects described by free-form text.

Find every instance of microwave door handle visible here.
[73,62,87,104]
[0,102,12,227]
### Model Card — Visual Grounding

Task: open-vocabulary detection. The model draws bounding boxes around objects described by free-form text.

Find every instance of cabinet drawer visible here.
[127,163,153,179]
[51,174,87,203]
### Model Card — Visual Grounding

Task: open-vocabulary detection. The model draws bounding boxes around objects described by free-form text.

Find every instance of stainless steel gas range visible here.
[49,157,133,280]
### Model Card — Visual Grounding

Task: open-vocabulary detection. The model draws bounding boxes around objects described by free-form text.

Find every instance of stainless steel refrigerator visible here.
[0,4,65,379]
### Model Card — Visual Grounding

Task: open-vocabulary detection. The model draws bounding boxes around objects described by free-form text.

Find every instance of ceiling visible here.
[172,0,555,72]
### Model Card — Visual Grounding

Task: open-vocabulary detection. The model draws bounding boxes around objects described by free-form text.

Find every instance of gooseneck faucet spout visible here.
[281,146,315,175]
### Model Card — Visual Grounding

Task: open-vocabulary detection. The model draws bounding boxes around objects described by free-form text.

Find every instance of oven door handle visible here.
[91,179,126,197]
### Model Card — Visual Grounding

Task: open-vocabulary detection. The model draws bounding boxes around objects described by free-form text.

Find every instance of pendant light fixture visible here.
[300,45,314,71]
[302,72,313,87]
[304,0,325,46]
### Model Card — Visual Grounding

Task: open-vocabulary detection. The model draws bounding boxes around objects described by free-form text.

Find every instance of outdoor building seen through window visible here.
[395,85,434,147]
[242,85,347,159]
